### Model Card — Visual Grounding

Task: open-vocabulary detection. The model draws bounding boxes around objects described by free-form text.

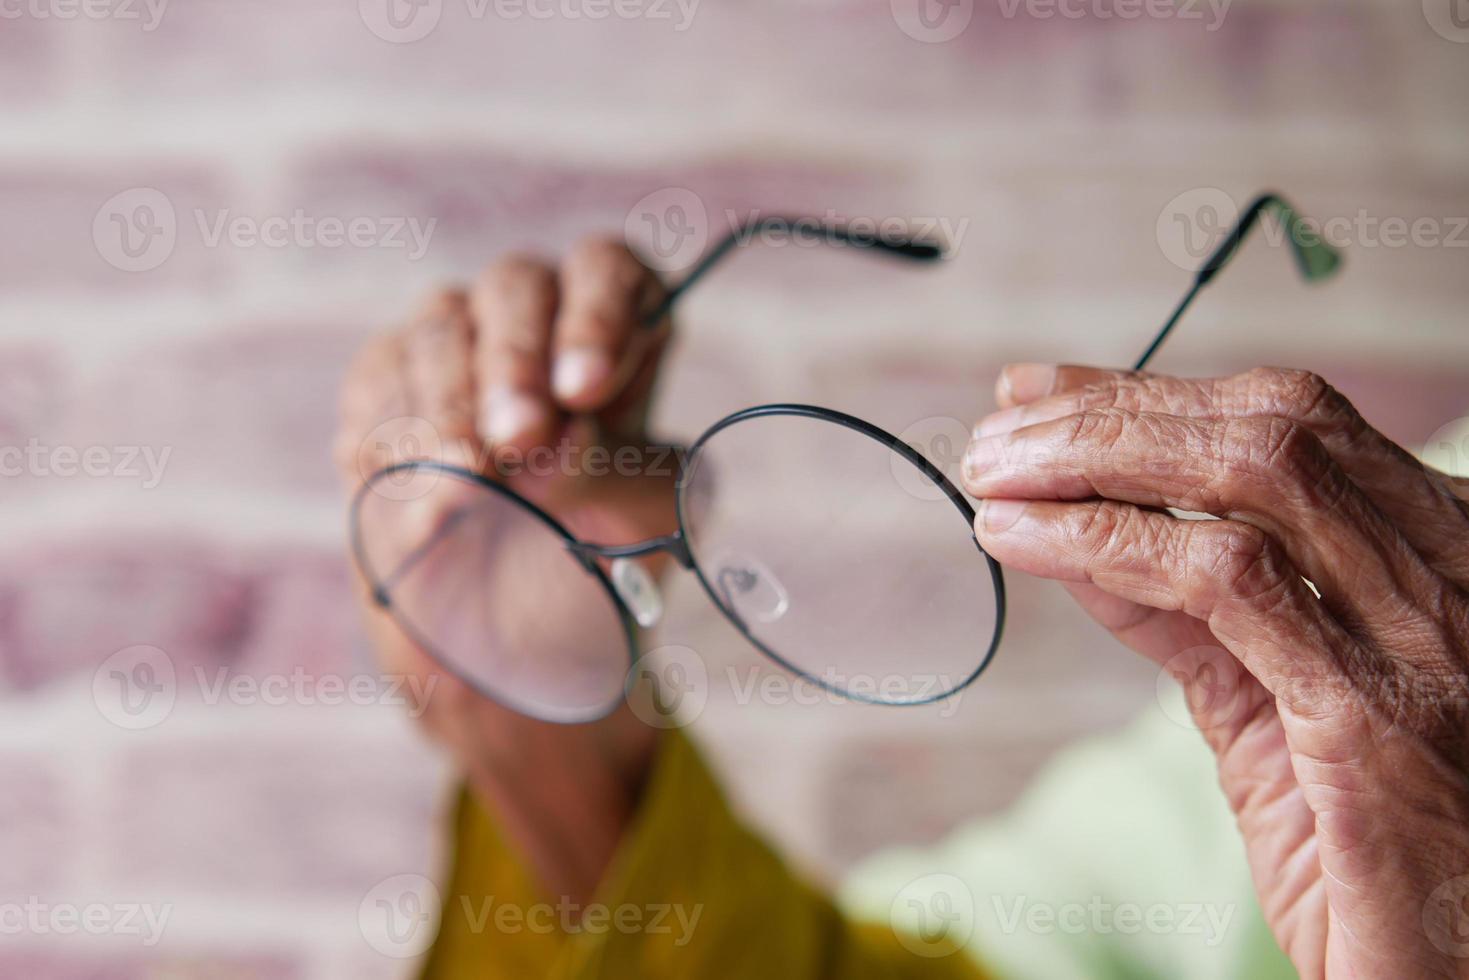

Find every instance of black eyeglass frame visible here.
[351,192,1340,724]
[352,399,1001,721]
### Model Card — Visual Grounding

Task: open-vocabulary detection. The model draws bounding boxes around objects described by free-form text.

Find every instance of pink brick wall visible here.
[3,1,1468,975]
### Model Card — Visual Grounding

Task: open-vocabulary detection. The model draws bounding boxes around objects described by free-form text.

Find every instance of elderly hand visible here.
[964,364,1469,979]
[335,238,676,905]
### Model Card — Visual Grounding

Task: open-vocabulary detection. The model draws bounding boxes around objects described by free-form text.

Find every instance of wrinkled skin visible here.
[338,228,1469,975]
[965,363,1469,980]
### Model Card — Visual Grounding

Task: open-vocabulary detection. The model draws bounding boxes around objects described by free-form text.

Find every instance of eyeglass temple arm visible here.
[1133,192,1342,371]
[640,216,945,327]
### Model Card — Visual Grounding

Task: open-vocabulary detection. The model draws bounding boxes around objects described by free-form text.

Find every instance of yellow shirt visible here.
[419,727,987,979]
[418,696,1292,979]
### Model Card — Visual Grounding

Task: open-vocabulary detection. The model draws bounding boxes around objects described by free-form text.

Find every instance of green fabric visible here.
[840,690,1294,980]
[422,690,1295,978]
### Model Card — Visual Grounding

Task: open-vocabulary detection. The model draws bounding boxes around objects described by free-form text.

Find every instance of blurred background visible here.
[2,0,1467,975]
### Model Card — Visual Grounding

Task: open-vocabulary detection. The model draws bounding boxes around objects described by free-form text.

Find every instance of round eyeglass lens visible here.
[678,410,1001,706]
[352,465,632,723]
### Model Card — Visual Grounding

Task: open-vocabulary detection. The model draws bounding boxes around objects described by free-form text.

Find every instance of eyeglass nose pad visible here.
[611,558,664,628]
[710,551,790,624]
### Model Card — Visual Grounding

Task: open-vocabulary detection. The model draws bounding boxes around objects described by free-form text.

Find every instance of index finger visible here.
[551,237,667,413]
[994,362,1151,408]
[472,254,560,452]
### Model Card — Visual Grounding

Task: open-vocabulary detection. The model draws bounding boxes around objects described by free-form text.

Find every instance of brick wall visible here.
[2,0,1467,976]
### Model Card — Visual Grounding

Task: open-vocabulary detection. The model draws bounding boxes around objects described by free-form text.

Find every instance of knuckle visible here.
[567,236,643,280]
[1246,367,1368,438]
[418,286,469,320]
[482,253,557,308]
[478,255,556,356]
[1074,502,1160,564]
[1073,379,1125,413]
[1089,378,1165,417]
[1069,407,1132,452]
[1073,500,1128,551]
[1078,375,1213,419]
[1262,417,1343,508]
[1230,416,1332,492]
[1257,367,1332,414]
[409,288,472,346]
[1197,522,1287,605]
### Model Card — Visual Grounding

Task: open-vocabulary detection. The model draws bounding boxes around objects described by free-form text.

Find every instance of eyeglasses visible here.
[351,193,1341,723]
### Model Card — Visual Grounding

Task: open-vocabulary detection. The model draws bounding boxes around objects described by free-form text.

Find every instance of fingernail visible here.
[962,435,1004,484]
[1001,363,1057,403]
[974,406,1025,438]
[481,388,547,445]
[977,498,1026,534]
[998,369,1015,405]
[553,348,614,402]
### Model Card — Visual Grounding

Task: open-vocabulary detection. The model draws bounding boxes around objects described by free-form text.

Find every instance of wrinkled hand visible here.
[336,238,676,905]
[965,364,1469,979]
